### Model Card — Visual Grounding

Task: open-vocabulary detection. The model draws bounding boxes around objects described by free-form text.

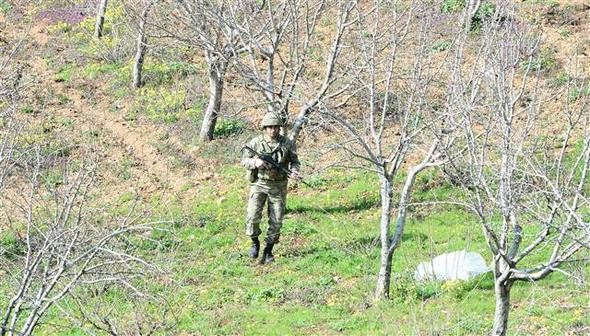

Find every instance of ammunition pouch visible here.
[246,168,258,183]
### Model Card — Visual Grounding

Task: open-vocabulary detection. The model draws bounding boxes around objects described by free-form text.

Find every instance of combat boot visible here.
[260,243,275,264]
[249,237,260,258]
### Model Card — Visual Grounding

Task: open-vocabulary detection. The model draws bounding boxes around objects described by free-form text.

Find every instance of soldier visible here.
[241,113,301,264]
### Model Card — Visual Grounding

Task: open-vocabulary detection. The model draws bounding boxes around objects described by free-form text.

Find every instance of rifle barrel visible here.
[243,145,310,187]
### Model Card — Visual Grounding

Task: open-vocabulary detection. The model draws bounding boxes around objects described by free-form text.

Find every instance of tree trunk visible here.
[199,54,226,141]
[375,174,394,299]
[374,150,435,300]
[132,3,153,89]
[289,103,310,143]
[492,276,513,336]
[464,0,481,31]
[94,0,108,38]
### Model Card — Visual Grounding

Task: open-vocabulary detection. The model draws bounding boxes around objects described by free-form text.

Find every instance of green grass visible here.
[441,0,464,13]
[0,230,25,260]
[568,84,590,102]
[521,47,558,72]
[116,154,586,333]
[54,62,75,82]
[107,163,585,334]
[10,161,590,335]
[0,0,12,14]
[20,104,35,114]
[81,62,128,80]
[141,61,200,86]
[7,4,590,334]
[214,118,248,138]
[56,18,206,129]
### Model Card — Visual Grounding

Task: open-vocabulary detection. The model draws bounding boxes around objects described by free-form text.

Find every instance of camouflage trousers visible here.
[245,180,288,245]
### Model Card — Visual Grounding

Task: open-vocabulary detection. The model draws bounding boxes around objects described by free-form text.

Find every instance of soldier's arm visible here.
[242,138,270,169]
[288,141,301,172]
[241,139,259,169]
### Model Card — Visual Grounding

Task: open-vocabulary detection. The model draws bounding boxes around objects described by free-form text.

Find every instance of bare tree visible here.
[54,284,175,335]
[465,0,482,32]
[95,0,109,38]
[221,0,357,143]
[154,0,246,141]
[0,82,22,191]
[132,0,156,89]
[0,150,170,335]
[444,2,590,334]
[147,0,354,142]
[319,0,460,299]
[0,27,27,191]
[287,0,357,141]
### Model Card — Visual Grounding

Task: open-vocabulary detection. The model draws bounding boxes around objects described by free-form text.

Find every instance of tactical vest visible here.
[250,135,293,182]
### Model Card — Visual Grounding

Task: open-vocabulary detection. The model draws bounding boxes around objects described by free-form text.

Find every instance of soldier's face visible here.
[264,125,280,139]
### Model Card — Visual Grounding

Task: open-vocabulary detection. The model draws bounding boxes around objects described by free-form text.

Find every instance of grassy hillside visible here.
[1,0,590,335]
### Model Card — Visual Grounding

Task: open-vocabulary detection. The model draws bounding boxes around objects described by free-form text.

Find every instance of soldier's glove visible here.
[254,158,271,169]
[289,169,303,181]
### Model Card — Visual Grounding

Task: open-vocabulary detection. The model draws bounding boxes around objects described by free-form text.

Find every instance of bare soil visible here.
[22,19,220,206]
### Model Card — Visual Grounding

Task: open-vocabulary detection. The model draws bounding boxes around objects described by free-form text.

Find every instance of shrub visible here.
[445,272,495,299]
[82,62,128,80]
[415,281,443,300]
[54,63,75,82]
[214,118,247,137]
[302,175,328,188]
[133,87,186,124]
[441,0,496,32]
[0,0,12,14]
[568,85,590,102]
[431,40,451,53]
[80,35,134,63]
[20,105,35,114]
[74,5,134,62]
[117,156,134,181]
[42,170,64,188]
[441,0,464,13]
[246,286,286,303]
[56,93,72,105]
[558,28,572,38]
[522,47,558,72]
[470,1,495,31]
[48,21,72,34]
[0,231,25,260]
[186,99,205,121]
[551,72,571,87]
[142,61,199,86]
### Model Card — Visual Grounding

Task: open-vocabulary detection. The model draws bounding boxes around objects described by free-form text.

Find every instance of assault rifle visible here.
[243,145,310,187]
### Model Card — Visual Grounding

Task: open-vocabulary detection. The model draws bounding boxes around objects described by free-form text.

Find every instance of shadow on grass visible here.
[282,245,326,258]
[401,231,429,242]
[287,197,379,214]
[339,236,380,254]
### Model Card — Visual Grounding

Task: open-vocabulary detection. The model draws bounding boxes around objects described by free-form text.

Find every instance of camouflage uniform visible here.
[242,133,300,245]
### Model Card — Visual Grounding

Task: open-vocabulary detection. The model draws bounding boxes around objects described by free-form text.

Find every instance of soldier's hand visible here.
[254,158,271,169]
[290,170,303,181]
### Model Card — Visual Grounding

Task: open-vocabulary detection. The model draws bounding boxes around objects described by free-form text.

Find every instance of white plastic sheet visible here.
[415,250,489,281]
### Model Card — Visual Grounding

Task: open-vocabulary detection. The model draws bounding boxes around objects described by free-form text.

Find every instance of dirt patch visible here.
[21,19,209,203]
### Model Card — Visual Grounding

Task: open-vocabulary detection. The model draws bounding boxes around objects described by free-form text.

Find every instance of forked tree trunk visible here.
[132,3,153,88]
[95,0,108,38]
[289,104,310,143]
[375,174,394,299]
[492,276,513,336]
[374,148,436,300]
[199,53,226,141]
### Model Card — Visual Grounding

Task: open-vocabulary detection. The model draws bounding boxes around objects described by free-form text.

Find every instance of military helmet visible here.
[260,113,283,128]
